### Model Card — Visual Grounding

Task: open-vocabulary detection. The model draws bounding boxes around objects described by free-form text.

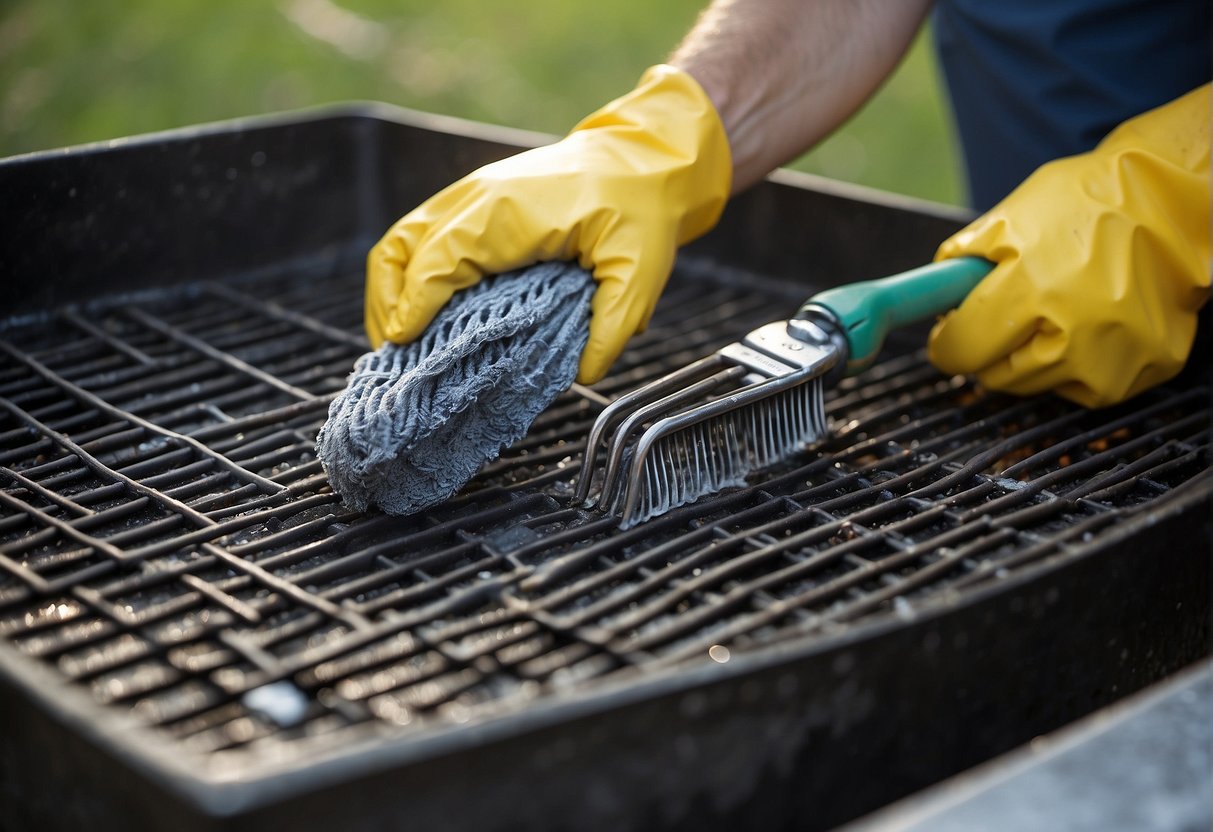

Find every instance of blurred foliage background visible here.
[1,0,962,204]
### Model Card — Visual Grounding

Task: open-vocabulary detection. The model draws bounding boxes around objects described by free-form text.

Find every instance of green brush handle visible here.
[805,256,994,375]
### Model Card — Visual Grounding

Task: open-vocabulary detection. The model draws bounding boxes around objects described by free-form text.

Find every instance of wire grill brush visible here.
[575,256,993,528]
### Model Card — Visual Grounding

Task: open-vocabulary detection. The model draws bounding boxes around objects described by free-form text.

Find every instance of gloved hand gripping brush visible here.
[929,84,1210,408]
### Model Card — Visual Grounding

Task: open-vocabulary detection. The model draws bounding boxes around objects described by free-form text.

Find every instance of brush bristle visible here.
[619,377,827,527]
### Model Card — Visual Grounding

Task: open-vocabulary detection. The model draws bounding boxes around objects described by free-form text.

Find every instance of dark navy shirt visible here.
[932,0,1211,209]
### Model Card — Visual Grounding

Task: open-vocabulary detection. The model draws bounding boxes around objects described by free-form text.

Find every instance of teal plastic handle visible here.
[808,256,994,375]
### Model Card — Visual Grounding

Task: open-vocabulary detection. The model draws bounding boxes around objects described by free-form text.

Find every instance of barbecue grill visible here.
[1,104,1210,832]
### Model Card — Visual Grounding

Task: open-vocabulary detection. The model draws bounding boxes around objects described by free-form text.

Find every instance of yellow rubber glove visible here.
[929,83,1211,408]
[365,65,732,384]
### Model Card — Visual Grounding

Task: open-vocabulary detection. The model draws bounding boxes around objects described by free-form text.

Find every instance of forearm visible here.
[670,0,933,193]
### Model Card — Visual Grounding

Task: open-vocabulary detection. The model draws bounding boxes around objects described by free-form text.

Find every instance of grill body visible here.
[1,105,1209,832]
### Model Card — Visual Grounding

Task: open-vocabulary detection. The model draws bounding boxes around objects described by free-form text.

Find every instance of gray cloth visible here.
[316,262,594,515]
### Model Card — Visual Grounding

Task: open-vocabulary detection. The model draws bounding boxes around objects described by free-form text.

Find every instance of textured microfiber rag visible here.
[316,261,595,515]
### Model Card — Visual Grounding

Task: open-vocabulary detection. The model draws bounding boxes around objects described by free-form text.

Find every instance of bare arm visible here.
[670,0,934,193]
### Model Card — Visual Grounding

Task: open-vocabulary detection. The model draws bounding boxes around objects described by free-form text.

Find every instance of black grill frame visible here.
[1,105,1209,832]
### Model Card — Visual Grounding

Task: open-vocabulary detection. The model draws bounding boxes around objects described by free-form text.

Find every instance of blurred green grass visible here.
[1,0,961,204]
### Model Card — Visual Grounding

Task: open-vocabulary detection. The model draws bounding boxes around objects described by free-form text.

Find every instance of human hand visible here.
[929,84,1210,407]
[365,65,732,384]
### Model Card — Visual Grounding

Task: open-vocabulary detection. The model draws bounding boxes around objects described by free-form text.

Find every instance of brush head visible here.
[617,369,828,527]
[578,317,843,528]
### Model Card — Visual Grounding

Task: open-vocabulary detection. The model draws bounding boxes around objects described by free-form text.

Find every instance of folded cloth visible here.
[316,261,595,515]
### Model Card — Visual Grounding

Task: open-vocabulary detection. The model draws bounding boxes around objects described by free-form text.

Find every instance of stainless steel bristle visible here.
[577,318,844,528]
[619,369,828,526]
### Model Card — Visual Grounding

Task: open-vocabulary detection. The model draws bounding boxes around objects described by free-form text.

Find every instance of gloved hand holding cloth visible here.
[929,84,1211,408]
[365,65,732,385]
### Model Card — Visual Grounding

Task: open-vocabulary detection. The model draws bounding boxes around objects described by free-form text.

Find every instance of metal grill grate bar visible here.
[2,260,1209,759]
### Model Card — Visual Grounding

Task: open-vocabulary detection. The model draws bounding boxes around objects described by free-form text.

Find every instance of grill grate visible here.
[1,260,1209,765]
